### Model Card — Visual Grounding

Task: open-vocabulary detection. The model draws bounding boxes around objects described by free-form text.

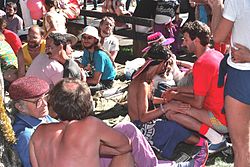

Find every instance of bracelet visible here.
[159,104,164,114]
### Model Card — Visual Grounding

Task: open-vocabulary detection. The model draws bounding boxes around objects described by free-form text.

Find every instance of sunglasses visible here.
[22,93,49,108]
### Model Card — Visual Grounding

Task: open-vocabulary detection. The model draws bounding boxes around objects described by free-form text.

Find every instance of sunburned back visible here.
[31,118,101,167]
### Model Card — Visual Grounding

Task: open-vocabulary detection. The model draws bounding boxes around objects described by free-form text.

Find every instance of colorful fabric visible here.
[0,40,18,71]
[208,111,228,134]
[22,40,46,66]
[193,49,227,125]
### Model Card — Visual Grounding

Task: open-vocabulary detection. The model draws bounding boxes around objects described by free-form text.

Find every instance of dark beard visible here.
[6,13,14,18]
[84,43,95,50]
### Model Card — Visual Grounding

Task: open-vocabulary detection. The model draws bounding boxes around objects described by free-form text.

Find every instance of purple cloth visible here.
[100,121,158,167]
[99,122,195,167]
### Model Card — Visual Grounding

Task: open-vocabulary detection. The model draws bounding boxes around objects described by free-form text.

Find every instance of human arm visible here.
[91,117,131,156]
[17,49,26,78]
[164,90,205,109]
[176,60,193,69]
[86,71,102,85]
[231,43,250,63]
[29,139,39,167]
[207,0,224,34]
[43,15,56,39]
[109,50,118,62]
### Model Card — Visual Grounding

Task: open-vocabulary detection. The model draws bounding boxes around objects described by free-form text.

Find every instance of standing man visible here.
[9,76,58,167]
[163,21,227,145]
[3,2,23,34]
[17,25,46,78]
[80,26,116,94]
[212,0,250,166]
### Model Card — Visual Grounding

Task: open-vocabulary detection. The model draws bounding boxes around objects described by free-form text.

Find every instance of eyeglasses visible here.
[82,35,94,40]
[22,94,49,108]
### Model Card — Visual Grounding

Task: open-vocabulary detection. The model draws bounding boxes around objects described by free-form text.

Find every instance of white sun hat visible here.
[78,26,100,41]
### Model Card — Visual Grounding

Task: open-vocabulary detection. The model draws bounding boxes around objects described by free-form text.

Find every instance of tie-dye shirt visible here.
[0,40,18,71]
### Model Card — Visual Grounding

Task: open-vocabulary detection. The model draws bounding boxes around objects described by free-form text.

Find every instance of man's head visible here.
[0,17,7,31]
[27,25,44,48]
[46,33,76,59]
[99,17,115,37]
[48,78,93,121]
[9,76,50,118]
[182,21,211,53]
[46,33,67,59]
[45,0,57,10]
[132,44,173,80]
[5,2,17,17]
[79,26,100,50]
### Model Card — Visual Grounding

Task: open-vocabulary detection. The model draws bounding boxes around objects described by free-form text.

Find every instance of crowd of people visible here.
[0,0,249,167]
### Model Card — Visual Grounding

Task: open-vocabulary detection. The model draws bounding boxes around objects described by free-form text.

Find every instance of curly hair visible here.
[182,20,211,46]
[48,78,93,121]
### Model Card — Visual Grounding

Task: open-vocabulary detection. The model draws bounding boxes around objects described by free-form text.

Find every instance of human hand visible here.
[84,64,92,72]
[184,69,192,76]
[231,43,250,63]
[80,68,87,82]
[164,101,191,114]
[161,87,178,102]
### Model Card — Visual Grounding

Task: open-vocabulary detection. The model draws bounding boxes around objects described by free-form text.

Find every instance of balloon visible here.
[27,0,45,20]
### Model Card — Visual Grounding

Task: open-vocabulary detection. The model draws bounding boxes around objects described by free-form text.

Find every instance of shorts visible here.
[225,66,250,105]
[133,119,192,159]
[208,111,228,134]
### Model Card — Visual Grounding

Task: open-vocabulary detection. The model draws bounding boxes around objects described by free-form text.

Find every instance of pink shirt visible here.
[26,54,63,88]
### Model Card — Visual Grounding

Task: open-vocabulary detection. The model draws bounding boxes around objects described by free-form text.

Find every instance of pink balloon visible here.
[27,0,45,20]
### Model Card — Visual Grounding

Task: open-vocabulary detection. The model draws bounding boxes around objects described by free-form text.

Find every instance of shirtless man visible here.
[29,78,134,167]
[128,44,208,166]
[17,25,46,78]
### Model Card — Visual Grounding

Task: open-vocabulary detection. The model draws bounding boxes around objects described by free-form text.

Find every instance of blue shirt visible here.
[81,49,116,80]
[13,113,58,167]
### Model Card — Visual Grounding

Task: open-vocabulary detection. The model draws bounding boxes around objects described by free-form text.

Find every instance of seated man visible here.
[9,76,58,167]
[99,17,119,63]
[79,26,116,94]
[163,21,227,145]
[0,17,22,55]
[29,78,206,167]
[17,25,46,78]
[128,43,208,166]
[2,2,23,34]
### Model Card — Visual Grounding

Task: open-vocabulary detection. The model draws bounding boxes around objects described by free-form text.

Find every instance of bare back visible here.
[30,117,102,167]
[30,116,131,167]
